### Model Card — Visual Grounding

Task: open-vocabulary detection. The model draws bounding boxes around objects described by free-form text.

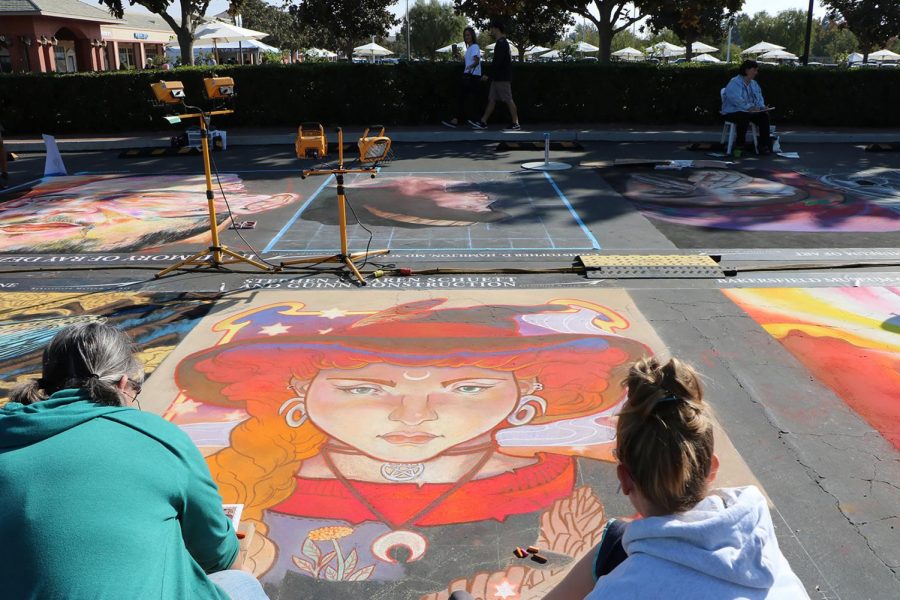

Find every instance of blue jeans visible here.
[208,570,270,600]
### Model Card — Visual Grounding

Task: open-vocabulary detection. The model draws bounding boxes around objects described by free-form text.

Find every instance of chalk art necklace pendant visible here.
[322,447,494,564]
[371,529,428,563]
[380,462,425,482]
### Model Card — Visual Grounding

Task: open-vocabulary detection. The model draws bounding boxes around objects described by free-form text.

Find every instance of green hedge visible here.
[1,62,898,134]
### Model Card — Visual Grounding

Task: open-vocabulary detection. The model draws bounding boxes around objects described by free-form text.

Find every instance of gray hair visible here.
[11,322,144,407]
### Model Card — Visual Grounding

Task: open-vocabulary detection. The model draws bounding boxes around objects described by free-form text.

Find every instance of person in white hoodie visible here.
[545,356,810,600]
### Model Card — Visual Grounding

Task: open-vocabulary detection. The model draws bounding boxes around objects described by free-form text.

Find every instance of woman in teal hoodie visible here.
[0,322,269,600]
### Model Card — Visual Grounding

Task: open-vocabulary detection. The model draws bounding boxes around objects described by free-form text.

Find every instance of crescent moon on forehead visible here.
[403,371,431,381]
[371,530,427,563]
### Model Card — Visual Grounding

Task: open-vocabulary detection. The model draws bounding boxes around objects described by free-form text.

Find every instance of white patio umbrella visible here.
[869,49,900,61]
[611,47,644,61]
[691,53,721,63]
[305,48,337,59]
[647,41,685,57]
[759,49,799,61]
[193,21,268,64]
[437,42,465,54]
[847,52,864,64]
[193,39,279,52]
[540,49,561,60]
[524,45,551,55]
[691,42,718,54]
[574,41,600,53]
[486,42,520,56]
[353,42,393,61]
[741,41,785,55]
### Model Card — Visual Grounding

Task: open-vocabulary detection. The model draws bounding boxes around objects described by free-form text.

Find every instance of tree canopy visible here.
[822,0,900,61]
[402,0,466,60]
[237,0,308,53]
[555,0,646,62]
[643,1,743,60]
[289,0,398,60]
[453,0,573,57]
[734,9,808,55]
[96,0,217,65]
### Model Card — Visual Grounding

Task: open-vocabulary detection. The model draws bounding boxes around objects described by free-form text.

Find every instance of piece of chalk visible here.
[526,545,540,554]
[513,547,527,558]
[530,554,548,564]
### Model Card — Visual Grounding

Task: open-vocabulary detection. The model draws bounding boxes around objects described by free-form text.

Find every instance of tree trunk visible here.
[176,29,195,66]
[598,22,613,63]
[685,34,694,61]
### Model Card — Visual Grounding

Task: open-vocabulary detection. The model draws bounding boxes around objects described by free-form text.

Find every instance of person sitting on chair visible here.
[722,60,774,154]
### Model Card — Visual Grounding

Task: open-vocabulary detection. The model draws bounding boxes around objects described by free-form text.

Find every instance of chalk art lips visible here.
[301,175,510,228]
[1,222,84,234]
[379,431,441,446]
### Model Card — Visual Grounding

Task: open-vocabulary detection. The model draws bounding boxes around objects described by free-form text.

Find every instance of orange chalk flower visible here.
[307,526,354,542]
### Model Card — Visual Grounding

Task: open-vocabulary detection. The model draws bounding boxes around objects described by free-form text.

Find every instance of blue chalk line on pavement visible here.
[543,171,601,250]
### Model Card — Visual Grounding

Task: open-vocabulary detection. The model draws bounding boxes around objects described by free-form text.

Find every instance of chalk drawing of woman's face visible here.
[0,175,295,252]
[303,363,525,463]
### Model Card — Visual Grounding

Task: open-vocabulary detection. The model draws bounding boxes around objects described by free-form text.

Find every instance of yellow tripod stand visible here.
[155,109,271,278]
[278,128,389,285]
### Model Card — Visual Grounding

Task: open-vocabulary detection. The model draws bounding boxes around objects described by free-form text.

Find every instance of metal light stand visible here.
[278,128,389,285]
[155,107,272,278]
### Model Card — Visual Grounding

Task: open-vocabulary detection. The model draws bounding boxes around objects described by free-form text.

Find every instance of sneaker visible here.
[469,120,487,130]
[441,120,458,129]
[505,123,521,131]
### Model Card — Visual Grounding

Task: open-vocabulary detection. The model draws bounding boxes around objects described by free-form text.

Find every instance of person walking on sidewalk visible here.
[470,18,520,131]
[442,27,482,129]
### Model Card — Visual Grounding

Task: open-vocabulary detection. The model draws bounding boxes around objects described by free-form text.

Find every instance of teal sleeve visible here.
[178,434,240,573]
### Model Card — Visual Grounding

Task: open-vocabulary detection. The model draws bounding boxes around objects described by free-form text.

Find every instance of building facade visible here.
[0,0,173,73]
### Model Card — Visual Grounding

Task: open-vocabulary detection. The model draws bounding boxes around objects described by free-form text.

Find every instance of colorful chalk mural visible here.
[156,291,663,599]
[301,175,510,228]
[600,168,900,232]
[0,174,300,253]
[0,292,220,403]
[725,287,900,449]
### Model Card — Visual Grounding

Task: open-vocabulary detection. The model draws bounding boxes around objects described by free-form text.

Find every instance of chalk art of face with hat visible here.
[300,175,510,228]
[0,174,298,253]
[175,298,646,583]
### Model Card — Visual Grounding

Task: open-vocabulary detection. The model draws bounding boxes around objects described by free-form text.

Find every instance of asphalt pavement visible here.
[0,138,898,599]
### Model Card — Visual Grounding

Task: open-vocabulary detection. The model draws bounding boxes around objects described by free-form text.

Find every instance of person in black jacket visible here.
[469,18,520,131]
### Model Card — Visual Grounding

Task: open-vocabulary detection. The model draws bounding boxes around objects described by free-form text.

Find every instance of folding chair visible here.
[720,88,759,155]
